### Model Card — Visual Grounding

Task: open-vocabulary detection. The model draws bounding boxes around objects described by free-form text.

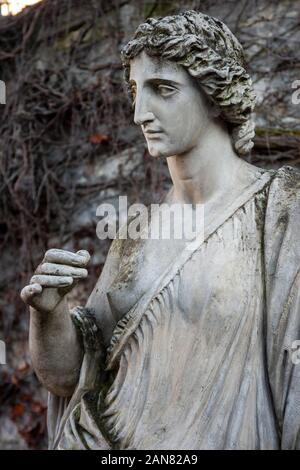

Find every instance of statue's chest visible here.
[106,236,186,320]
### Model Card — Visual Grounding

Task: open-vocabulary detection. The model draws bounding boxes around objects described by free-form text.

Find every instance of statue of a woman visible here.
[21,11,300,450]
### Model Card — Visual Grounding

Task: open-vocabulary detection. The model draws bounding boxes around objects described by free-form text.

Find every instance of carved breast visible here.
[106,236,187,321]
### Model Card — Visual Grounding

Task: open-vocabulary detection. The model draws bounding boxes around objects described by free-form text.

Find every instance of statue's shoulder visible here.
[266,165,300,220]
[107,212,146,261]
[272,165,300,186]
[269,164,300,196]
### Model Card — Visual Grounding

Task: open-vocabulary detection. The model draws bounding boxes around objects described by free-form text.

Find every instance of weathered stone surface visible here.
[1,0,299,449]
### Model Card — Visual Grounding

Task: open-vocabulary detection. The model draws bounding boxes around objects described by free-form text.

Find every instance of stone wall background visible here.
[0,0,299,449]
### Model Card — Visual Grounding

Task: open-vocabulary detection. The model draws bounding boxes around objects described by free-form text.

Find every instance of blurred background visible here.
[0,0,299,450]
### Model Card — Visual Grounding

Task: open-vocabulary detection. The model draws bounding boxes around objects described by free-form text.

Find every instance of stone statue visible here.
[21,11,300,450]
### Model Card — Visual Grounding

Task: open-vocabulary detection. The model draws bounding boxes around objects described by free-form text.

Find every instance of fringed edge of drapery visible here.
[101,277,178,447]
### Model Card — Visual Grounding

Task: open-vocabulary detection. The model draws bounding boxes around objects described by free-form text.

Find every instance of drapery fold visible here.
[47,166,300,450]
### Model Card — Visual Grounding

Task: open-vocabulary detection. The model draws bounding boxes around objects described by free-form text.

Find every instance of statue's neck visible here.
[166,120,242,205]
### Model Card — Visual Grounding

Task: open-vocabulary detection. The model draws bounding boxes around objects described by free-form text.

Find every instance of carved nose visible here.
[133,94,154,126]
[134,110,155,126]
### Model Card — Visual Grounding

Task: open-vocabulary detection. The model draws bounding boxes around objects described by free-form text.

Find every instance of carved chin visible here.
[147,143,169,158]
[148,145,190,159]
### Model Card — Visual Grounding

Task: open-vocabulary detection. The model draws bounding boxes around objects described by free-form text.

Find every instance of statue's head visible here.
[121,10,256,158]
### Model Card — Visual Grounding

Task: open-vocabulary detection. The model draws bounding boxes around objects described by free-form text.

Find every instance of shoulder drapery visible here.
[264,166,300,449]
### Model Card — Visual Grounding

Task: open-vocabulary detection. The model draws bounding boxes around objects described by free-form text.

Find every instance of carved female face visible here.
[129,51,215,158]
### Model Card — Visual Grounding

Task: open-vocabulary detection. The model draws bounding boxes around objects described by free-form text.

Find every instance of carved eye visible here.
[157,84,176,97]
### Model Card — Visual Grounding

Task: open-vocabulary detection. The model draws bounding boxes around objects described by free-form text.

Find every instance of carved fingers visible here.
[20,283,43,304]
[42,249,90,267]
[29,249,89,288]
[20,249,91,311]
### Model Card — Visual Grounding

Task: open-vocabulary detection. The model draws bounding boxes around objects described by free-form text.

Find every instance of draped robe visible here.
[47,166,300,450]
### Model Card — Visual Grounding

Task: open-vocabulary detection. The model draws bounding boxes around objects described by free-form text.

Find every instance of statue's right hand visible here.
[20,249,90,314]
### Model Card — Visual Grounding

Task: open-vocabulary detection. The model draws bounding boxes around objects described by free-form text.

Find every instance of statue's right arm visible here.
[21,249,91,397]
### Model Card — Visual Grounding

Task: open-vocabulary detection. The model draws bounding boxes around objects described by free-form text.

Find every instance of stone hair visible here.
[121,10,256,156]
